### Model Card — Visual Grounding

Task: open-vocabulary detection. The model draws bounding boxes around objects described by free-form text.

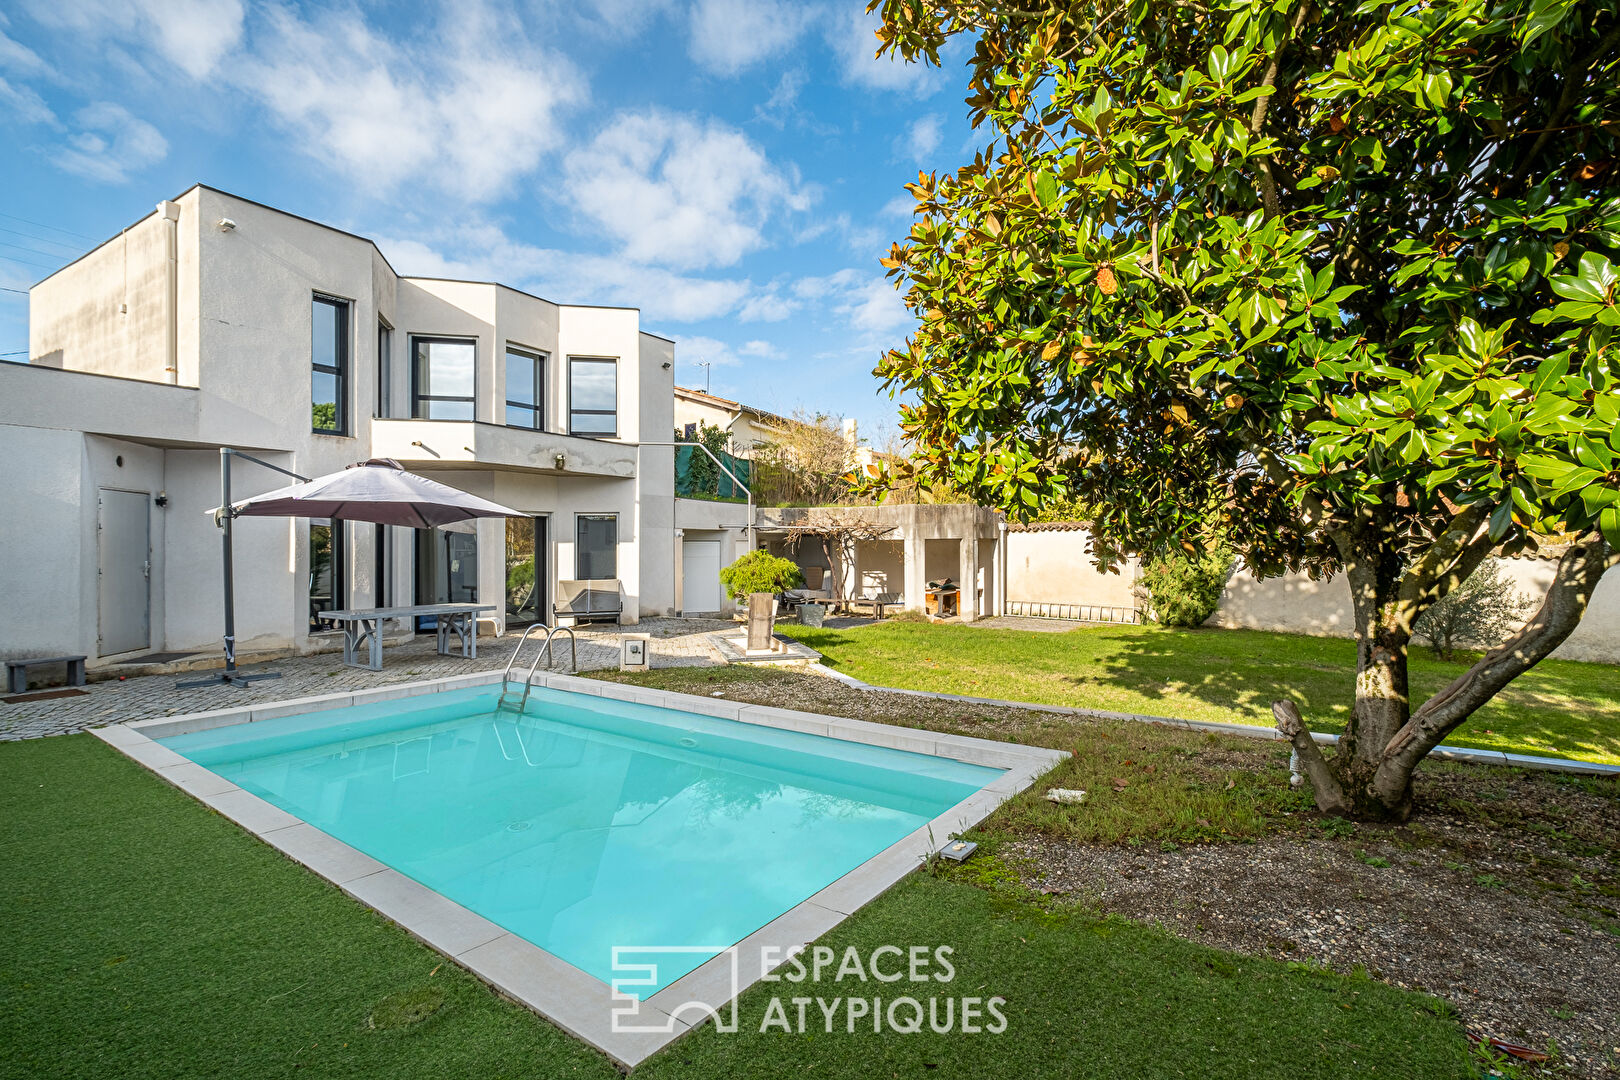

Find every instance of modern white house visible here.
[0,185,677,669]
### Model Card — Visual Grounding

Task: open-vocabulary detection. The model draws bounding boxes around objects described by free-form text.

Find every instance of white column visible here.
[903,534,927,612]
[959,536,979,622]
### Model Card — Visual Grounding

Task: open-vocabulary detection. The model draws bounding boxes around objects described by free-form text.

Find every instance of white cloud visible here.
[882,195,916,217]
[824,6,937,95]
[563,109,813,271]
[674,334,745,368]
[687,0,811,76]
[56,102,167,183]
[0,27,51,77]
[376,224,757,324]
[20,0,243,79]
[796,268,911,338]
[565,0,677,39]
[899,114,942,161]
[0,75,53,125]
[231,2,583,202]
[739,339,780,358]
[753,68,804,128]
[736,290,796,322]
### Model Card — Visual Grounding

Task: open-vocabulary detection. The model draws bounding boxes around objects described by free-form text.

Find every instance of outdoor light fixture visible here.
[938,839,978,863]
[216,218,237,231]
[554,453,566,470]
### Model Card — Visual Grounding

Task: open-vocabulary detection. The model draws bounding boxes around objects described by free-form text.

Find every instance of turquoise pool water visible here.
[161,686,1000,993]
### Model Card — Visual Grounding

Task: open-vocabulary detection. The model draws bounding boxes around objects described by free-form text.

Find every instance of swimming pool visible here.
[158,684,1003,994]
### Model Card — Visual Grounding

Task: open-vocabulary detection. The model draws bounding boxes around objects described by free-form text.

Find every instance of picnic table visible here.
[319,603,497,671]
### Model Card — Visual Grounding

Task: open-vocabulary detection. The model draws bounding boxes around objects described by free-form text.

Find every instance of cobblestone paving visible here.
[0,618,732,741]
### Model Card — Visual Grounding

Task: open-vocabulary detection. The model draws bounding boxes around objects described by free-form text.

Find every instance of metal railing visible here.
[1004,601,1144,624]
[495,623,578,713]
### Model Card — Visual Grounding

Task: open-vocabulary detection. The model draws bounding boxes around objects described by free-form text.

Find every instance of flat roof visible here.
[29,184,640,314]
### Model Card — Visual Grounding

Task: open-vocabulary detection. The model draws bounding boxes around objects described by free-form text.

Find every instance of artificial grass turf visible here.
[0,735,1472,1080]
[777,620,1620,765]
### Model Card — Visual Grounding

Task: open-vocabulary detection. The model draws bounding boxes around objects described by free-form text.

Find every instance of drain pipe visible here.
[158,200,181,384]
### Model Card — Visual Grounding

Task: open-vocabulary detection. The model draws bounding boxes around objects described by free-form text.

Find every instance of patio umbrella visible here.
[228,458,521,532]
[181,453,521,690]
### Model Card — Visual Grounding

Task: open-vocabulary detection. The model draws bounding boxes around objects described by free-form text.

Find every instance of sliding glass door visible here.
[414,527,478,629]
[505,516,548,627]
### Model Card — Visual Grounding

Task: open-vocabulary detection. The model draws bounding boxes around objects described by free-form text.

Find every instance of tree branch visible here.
[1248,3,1310,219]
[1392,502,1493,628]
[1272,700,1352,814]
[1378,535,1618,779]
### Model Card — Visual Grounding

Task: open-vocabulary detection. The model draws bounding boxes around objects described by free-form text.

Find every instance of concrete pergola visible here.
[754,504,1004,621]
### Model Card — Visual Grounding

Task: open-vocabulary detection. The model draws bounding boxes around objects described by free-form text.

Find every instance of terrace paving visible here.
[0,618,732,741]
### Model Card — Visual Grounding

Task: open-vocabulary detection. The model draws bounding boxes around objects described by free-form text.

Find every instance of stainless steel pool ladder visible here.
[495,623,577,713]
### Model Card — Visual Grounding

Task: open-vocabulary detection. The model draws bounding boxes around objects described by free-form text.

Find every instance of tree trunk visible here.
[1278,532,1616,821]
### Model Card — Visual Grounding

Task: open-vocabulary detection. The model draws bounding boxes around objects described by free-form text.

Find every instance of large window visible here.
[505,346,546,430]
[568,357,617,436]
[311,296,349,434]
[575,514,617,579]
[411,337,476,420]
[309,519,345,632]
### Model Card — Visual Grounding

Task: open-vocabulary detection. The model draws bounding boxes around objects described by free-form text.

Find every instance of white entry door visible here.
[98,488,151,656]
[682,540,723,613]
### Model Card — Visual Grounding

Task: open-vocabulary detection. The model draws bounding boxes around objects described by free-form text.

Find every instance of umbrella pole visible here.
[178,449,284,690]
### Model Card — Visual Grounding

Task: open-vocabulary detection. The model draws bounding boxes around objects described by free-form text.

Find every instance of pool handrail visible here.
[496,624,578,712]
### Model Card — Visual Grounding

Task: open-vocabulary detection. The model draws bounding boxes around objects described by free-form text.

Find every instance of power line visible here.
[0,225,83,256]
[0,250,51,272]
[0,286,28,295]
[0,244,57,270]
[0,210,99,243]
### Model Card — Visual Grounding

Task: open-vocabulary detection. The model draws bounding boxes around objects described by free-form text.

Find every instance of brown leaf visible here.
[1112,777,1129,789]
[1553,241,1571,261]
[1096,264,1118,295]
[1327,115,1347,134]
[1041,340,1062,361]
[1224,393,1245,410]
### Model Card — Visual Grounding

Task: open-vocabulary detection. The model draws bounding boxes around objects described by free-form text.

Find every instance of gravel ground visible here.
[624,667,1620,1079]
[1007,776,1620,1080]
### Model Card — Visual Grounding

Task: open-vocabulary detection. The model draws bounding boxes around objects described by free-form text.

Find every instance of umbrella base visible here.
[176,669,283,690]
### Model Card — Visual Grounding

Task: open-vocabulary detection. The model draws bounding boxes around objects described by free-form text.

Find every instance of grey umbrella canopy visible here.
[228,458,521,529]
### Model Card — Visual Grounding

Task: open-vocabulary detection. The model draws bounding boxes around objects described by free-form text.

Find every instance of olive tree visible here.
[872,0,1620,818]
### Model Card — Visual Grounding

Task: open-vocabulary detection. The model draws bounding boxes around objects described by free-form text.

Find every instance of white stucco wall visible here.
[1210,560,1620,664]
[1005,528,1140,609]
[3,185,680,665]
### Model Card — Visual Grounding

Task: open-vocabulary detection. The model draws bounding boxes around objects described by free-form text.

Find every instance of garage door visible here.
[682,540,722,613]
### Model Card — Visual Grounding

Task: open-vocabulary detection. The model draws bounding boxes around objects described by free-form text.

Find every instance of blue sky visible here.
[0,0,975,439]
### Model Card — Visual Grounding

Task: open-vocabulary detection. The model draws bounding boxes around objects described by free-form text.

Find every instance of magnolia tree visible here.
[872,0,1620,819]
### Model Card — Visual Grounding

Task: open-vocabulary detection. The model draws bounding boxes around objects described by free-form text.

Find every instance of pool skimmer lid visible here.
[938,839,977,863]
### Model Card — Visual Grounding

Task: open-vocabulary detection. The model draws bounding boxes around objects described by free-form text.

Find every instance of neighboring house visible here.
[0,185,676,668]
[672,385,881,467]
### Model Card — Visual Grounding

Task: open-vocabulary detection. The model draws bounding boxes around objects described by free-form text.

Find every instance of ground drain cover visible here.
[506,820,533,832]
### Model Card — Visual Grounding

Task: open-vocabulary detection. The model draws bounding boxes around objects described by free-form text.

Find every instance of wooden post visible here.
[747,592,774,651]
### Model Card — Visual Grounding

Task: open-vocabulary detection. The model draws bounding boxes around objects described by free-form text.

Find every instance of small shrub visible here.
[718,550,804,602]
[1412,558,1534,661]
[1137,547,1233,627]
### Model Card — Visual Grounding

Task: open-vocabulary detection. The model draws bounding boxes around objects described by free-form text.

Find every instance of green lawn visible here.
[0,735,1471,1079]
[776,621,1620,765]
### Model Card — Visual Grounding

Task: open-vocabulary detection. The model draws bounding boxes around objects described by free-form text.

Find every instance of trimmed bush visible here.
[1138,548,1233,628]
[718,550,804,602]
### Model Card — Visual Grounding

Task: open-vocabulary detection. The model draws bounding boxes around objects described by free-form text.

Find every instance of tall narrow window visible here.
[505,346,545,430]
[411,337,476,420]
[311,296,349,434]
[310,519,345,632]
[376,323,392,419]
[568,357,617,436]
[575,514,617,579]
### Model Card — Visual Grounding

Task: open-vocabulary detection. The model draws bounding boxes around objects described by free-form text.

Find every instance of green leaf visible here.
[1034,171,1059,208]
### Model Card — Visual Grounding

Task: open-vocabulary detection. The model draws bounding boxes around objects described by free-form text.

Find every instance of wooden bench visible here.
[6,655,88,695]
[846,591,903,618]
[553,579,623,625]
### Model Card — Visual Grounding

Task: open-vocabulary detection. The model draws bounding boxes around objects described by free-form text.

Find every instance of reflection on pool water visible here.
[161,685,1001,993]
